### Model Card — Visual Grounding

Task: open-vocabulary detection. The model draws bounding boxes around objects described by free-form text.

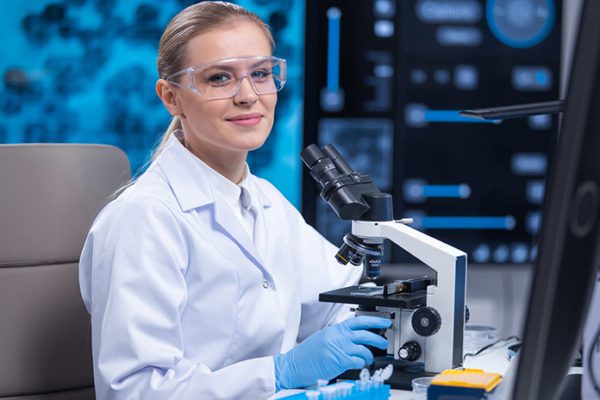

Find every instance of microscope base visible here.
[336,356,436,390]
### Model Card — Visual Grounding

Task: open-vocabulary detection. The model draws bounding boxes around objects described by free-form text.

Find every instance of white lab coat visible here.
[79,135,362,400]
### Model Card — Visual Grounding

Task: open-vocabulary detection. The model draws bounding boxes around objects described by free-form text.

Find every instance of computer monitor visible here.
[512,0,600,399]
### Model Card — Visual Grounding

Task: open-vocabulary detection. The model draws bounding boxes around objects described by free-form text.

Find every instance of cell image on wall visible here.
[1,0,304,206]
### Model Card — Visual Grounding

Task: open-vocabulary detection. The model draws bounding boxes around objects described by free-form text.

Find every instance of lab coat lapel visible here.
[253,204,269,266]
[246,177,274,281]
[213,197,272,280]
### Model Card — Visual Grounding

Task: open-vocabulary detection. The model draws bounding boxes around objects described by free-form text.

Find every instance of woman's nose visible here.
[233,76,258,104]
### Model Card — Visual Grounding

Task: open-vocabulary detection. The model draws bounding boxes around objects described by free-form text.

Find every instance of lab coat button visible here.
[262,280,269,289]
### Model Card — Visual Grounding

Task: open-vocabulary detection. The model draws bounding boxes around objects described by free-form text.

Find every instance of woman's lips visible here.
[226,113,262,127]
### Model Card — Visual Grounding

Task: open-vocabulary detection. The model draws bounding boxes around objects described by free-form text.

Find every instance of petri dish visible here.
[412,376,433,400]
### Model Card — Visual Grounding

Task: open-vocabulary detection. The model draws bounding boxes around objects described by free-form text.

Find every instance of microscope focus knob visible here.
[412,307,441,337]
[398,341,422,361]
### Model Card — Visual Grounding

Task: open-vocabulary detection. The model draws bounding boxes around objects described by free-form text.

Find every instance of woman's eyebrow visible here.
[250,60,271,68]
[196,58,272,73]
[201,64,237,72]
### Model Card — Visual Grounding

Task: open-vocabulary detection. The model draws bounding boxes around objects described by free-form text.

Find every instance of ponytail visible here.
[111,116,181,199]
[152,116,182,161]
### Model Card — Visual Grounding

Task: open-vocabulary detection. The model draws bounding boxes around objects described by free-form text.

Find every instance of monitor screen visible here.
[303,0,563,265]
[512,0,600,398]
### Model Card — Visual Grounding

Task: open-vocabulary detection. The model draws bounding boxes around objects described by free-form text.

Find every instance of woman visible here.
[79,2,390,399]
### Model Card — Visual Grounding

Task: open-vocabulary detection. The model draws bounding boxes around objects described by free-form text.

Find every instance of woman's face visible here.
[174,22,277,159]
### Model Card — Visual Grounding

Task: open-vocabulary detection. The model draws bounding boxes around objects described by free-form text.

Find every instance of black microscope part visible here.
[301,144,395,280]
[412,307,442,337]
[385,277,434,295]
[335,233,384,279]
[300,145,344,194]
[301,143,392,221]
[321,144,353,175]
[364,253,382,280]
[342,233,378,262]
[398,341,422,361]
[335,242,365,266]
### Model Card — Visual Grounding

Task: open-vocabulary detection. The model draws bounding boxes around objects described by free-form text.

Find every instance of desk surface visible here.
[389,389,414,399]
[275,388,414,399]
[275,343,515,400]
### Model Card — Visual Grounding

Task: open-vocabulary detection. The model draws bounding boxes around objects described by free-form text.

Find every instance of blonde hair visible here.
[152,1,275,161]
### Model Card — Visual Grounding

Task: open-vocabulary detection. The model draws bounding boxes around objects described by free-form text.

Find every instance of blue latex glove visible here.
[273,316,392,390]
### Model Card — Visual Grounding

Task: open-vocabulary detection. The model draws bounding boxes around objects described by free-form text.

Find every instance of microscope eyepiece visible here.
[300,144,344,190]
[302,144,390,279]
[301,144,384,220]
[300,144,325,168]
[321,144,353,175]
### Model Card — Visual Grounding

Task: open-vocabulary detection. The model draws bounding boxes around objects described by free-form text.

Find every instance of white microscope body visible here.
[301,143,467,378]
[352,219,467,373]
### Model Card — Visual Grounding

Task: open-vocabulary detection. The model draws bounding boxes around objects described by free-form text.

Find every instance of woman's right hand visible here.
[273,316,391,390]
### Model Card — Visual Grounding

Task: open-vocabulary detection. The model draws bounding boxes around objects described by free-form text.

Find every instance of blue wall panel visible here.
[1,0,304,206]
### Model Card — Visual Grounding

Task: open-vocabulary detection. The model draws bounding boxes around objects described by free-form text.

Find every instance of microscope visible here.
[301,144,467,389]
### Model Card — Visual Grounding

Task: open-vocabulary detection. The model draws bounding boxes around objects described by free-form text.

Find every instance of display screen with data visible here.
[303,0,562,264]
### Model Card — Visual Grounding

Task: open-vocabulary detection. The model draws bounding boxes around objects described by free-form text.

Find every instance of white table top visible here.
[389,389,415,399]
[275,388,414,399]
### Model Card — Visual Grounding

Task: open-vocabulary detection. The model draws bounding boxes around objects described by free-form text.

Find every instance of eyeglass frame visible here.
[164,55,287,100]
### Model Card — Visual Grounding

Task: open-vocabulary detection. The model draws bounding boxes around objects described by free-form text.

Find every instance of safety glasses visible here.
[165,55,287,100]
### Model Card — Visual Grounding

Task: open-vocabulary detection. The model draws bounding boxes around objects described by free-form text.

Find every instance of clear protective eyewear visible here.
[165,55,287,100]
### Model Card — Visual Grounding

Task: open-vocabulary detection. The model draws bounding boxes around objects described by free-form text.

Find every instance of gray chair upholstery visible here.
[0,144,131,399]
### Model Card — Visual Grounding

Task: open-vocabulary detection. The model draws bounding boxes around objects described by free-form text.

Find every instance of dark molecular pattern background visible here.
[1,0,304,206]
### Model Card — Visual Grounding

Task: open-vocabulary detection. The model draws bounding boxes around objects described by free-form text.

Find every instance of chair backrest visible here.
[0,144,131,399]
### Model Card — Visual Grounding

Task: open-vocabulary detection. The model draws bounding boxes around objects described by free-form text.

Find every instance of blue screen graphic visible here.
[0,0,304,206]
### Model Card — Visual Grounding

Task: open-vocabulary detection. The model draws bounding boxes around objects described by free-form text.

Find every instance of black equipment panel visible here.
[303,0,562,264]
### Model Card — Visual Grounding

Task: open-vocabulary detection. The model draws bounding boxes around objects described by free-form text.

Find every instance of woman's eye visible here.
[208,73,231,84]
[251,70,271,79]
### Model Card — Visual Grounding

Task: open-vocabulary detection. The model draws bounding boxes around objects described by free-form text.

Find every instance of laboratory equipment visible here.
[281,366,393,400]
[411,376,432,400]
[428,369,502,400]
[301,144,467,389]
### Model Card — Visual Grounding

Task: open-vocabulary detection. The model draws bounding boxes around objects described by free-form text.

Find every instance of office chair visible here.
[0,144,131,399]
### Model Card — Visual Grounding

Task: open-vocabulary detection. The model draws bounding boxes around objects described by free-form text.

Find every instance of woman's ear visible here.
[156,79,183,116]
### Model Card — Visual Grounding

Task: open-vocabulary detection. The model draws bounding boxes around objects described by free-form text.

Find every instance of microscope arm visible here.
[352,220,467,371]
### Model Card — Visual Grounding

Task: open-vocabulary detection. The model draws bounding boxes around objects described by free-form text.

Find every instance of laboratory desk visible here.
[274,388,413,399]
[273,340,518,400]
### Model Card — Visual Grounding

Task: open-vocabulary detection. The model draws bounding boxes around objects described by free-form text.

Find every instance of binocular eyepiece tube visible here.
[300,144,354,193]
[302,143,392,279]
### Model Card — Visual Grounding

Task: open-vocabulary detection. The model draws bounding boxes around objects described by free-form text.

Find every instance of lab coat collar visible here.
[157,133,272,212]
[240,167,272,211]
[157,133,276,285]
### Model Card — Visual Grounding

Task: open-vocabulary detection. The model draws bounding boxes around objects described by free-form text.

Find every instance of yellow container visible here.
[431,369,502,392]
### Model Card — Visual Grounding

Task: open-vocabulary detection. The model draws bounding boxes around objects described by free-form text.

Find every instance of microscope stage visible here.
[319,285,426,309]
